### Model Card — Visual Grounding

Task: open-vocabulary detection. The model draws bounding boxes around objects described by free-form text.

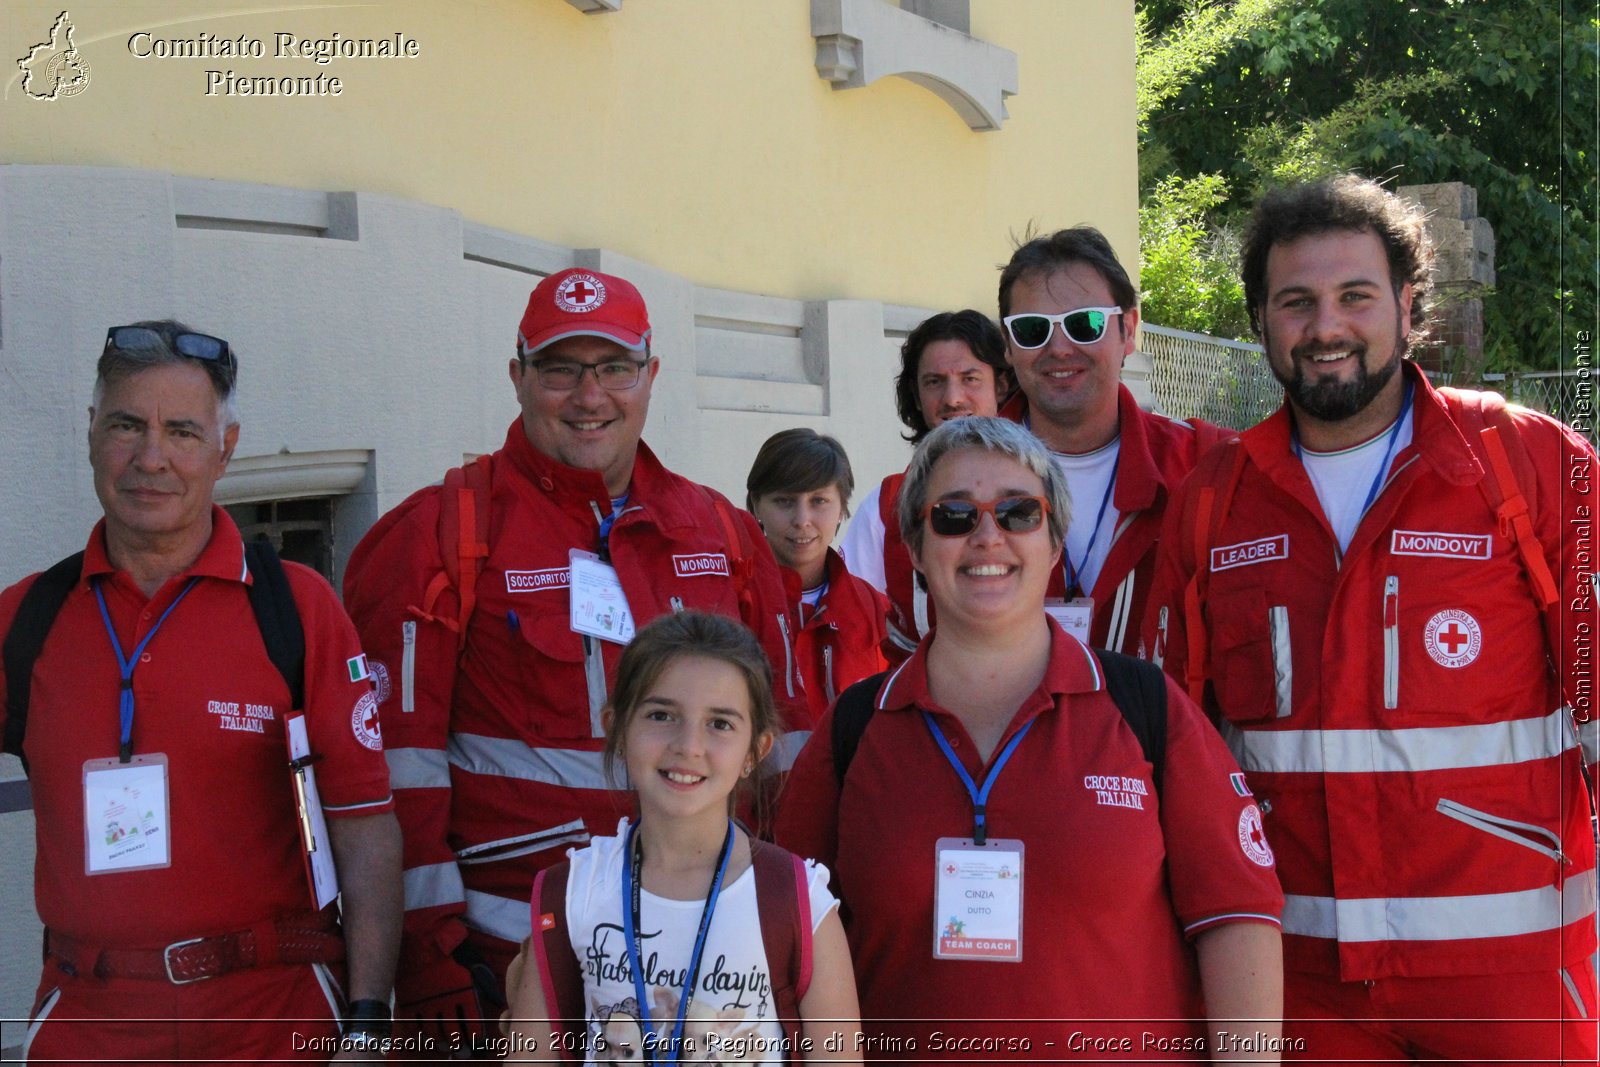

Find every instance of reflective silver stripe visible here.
[1222,708,1576,775]
[1562,969,1589,1019]
[1576,713,1598,768]
[583,636,607,737]
[1382,576,1399,710]
[1435,798,1565,863]
[770,729,812,773]
[403,861,465,911]
[449,733,615,790]
[386,746,450,789]
[913,581,929,638]
[401,620,416,714]
[23,987,61,1061]
[1104,571,1136,654]
[1283,868,1597,942]
[1269,605,1291,719]
[465,889,532,944]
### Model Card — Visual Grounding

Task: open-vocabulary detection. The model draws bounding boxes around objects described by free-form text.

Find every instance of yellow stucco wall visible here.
[0,0,1137,314]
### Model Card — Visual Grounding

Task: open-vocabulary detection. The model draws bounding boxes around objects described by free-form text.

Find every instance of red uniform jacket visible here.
[342,422,807,1000]
[784,548,888,724]
[1145,365,1599,981]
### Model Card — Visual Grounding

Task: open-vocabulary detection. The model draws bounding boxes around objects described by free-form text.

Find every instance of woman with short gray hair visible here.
[778,416,1285,1062]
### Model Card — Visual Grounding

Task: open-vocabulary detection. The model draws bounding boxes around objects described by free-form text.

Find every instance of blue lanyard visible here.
[622,819,734,1067]
[1293,380,1414,520]
[1063,454,1119,598]
[93,576,200,762]
[922,712,1035,845]
[593,495,630,562]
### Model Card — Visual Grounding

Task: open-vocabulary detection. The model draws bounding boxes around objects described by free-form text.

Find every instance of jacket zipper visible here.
[1435,798,1568,864]
[1268,605,1292,719]
[1383,576,1399,709]
[584,636,607,736]
[823,644,836,704]
[776,613,796,698]
[401,620,417,713]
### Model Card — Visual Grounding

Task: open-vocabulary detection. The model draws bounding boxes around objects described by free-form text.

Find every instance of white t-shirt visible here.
[1051,440,1122,596]
[838,481,888,593]
[1299,407,1415,553]
[564,819,838,1067]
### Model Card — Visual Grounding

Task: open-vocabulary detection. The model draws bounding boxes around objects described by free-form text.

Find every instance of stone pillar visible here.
[1398,182,1494,381]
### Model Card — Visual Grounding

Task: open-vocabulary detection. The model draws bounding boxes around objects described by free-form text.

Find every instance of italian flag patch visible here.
[346,654,370,683]
[1230,772,1252,797]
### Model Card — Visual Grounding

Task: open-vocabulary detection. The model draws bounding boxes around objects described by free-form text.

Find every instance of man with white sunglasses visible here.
[995,227,1231,656]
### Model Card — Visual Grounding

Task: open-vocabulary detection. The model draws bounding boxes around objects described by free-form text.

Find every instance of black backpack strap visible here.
[1093,648,1168,796]
[830,670,889,786]
[243,539,306,711]
[2,552,86,770]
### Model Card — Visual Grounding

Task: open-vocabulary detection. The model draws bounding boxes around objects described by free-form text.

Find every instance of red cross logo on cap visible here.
[555,272,607,313]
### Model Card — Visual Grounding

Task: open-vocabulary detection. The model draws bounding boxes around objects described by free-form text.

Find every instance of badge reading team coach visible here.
[83,754,171,874]
[569,548,637,644]
[934,837,1024,961]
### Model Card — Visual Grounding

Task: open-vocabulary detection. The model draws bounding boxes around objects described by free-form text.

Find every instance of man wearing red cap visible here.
[343,268,806,1053]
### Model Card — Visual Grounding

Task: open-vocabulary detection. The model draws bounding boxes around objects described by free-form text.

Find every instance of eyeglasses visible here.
[528,357,651,391]
[1002,307,1123,350]
[104,326,236,376]
[921,495,1051,537]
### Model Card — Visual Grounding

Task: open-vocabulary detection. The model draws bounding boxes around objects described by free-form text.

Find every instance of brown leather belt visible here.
[46,913,344,984]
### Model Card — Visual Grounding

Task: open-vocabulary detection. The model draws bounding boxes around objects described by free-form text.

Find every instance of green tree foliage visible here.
[1137,0,1598,372]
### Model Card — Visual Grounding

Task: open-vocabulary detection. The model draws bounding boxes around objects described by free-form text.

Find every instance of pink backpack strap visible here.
[750,838,811,1057]
[530,863,584,1060]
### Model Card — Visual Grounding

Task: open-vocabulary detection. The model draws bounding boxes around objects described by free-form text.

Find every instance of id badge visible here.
[569,549,637,644]
[933,837,1024,961]
[83,754,172,874]
[1044,596,1094,644]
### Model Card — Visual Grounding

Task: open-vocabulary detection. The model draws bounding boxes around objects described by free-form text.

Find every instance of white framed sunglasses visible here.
[1002,307,1123,349]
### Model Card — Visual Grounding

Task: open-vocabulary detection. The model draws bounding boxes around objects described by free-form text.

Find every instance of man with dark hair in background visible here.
[839,309,1012,657]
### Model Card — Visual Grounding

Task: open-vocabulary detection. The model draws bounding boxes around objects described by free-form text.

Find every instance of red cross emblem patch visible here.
[1423,608,1482,669]
[351,691,383,751]
[555,272,607,313]
[1238,804,1274,868]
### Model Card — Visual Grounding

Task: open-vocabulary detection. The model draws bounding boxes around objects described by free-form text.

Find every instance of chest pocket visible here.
[1207,587,1292,724]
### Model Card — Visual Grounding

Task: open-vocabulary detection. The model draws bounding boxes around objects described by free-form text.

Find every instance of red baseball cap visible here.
[517,268,652,357]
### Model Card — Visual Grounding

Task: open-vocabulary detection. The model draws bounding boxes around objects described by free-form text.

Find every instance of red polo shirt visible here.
[776,621,1282,1057]
[0,509,392,948]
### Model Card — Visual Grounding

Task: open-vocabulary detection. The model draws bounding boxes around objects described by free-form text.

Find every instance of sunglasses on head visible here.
[1002,307,1122,350]
[921,495,1051,537]
[105,326,235,374]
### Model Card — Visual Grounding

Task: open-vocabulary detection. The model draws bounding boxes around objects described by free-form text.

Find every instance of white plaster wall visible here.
[0,165,922,590]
